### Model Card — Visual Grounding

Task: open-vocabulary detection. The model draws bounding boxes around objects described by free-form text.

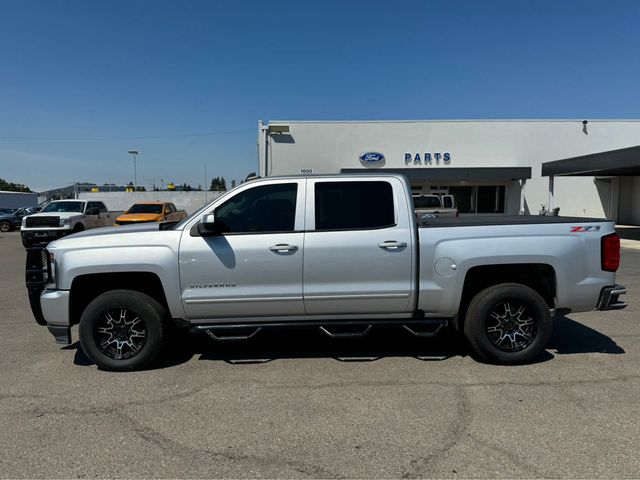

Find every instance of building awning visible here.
[542,145,640,177]
[340,167,531,182]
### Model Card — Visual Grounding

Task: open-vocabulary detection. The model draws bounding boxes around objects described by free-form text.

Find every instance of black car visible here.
[0,212,21,232]
[0,208,17,215]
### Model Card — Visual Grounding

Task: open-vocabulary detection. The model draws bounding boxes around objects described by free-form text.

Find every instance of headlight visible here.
[21,217,27,227]
[59,218,71,227]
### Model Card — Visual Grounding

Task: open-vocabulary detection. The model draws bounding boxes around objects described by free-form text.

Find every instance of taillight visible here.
[601,233,620,272]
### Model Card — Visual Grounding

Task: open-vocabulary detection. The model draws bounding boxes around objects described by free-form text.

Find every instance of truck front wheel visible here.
[463,283,553,364]
[78,290,166,371]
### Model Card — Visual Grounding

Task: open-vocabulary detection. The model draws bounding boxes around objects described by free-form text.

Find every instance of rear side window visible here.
[214,183,297,233]
[413,196,441,208]
[314,181,395,231]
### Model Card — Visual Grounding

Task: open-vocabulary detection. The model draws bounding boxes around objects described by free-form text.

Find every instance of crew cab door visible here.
[303,178,415,315]
[179,179,306,319]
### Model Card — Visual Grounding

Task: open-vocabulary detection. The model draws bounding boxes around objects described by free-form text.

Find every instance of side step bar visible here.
[204,327,262,342]
[191,318,449,341]
[319,325,372,338]
[402,321,447,338]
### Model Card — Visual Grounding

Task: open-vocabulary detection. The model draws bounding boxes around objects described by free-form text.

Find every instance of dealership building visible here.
[257,120,640,224]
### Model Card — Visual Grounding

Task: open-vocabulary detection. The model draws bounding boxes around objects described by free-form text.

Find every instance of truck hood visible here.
[48,222,163,249]
[27,211,84,219]
[116,213,163,222]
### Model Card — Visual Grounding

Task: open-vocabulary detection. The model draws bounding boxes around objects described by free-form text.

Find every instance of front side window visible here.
[86,202,100,213]
[314,181,395,231]
[213,183,297,233]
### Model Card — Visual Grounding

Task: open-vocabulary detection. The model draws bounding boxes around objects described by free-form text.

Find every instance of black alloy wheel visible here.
[79,289,166,371]
[464,283,553,365]
[485,300,538,353]
[94,307,147,360]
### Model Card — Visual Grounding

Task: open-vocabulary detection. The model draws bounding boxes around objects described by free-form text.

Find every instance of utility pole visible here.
[128,150,140,190]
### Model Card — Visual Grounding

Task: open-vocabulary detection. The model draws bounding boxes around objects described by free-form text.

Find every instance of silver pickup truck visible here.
[25,174,627,371]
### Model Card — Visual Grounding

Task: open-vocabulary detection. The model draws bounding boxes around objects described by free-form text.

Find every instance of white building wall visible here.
[258,120,640,219]
[79,190,224,215]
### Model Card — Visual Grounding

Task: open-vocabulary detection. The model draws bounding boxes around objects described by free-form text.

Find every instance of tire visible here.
[79,290,167,371]
[463,283,552,365]
[73,223,85,232]
[0,220,11,233]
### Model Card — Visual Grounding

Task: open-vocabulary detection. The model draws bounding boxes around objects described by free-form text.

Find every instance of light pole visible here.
[128,150,140,190]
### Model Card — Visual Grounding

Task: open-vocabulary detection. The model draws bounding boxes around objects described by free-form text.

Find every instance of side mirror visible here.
[197,213,222,236]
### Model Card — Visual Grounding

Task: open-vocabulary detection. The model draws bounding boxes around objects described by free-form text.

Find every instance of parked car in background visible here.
[115,202,188,225]
[13,206,42,220]
[0,212,21,232]
[21,200,115,247]
[0,208,17,215]
[413,194,458,218]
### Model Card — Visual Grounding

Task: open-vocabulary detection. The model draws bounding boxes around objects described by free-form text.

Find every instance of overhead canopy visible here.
[340,167,531,182]
[542,145,640,177]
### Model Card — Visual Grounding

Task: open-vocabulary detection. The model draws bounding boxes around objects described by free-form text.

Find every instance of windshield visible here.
[127,204,163,214]
[413,196,441,208]
[41,201,85,213]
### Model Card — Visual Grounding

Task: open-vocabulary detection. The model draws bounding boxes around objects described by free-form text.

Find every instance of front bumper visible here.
[596,284,628,311]
[21,229,72,247]
[25,247,72,345]
[40,290,72,344]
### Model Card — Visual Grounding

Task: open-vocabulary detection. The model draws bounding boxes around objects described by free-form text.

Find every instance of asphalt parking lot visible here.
[1,230,639,479]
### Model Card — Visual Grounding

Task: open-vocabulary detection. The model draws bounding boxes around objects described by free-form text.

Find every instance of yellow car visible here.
[115,202,187,226]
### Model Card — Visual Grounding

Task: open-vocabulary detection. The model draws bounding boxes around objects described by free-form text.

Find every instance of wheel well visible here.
[69,272,169,325]
[455,264,556,330]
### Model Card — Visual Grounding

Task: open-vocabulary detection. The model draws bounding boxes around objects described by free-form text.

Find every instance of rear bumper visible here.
[596,284,627,311]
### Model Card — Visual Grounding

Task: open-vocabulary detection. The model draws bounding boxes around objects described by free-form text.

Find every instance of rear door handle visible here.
[269,244,298,253]
[378,241,407,250]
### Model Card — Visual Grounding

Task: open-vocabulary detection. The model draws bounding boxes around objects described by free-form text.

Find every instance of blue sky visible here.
[1,0,639,191]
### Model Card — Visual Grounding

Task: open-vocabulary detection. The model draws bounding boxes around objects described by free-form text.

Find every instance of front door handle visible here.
[378,240,407,250]
[269,244,298,253]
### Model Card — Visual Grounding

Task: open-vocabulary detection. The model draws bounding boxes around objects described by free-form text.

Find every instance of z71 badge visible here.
[570,226,601,232]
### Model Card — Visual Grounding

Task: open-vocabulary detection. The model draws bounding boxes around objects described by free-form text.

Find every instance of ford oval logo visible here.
[360,152,385,164]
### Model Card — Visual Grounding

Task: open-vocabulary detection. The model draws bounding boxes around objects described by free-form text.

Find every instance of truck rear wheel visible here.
[463,283,552,364]
[79,290,166,371]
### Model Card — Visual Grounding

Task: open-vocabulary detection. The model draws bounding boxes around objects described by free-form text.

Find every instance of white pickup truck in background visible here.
[21,200,116,247]
[413,194,458,218]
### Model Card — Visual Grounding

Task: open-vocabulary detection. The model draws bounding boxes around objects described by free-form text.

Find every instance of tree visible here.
[209,176,227,191]
[0,178,32,192]
[231,179,236,189]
